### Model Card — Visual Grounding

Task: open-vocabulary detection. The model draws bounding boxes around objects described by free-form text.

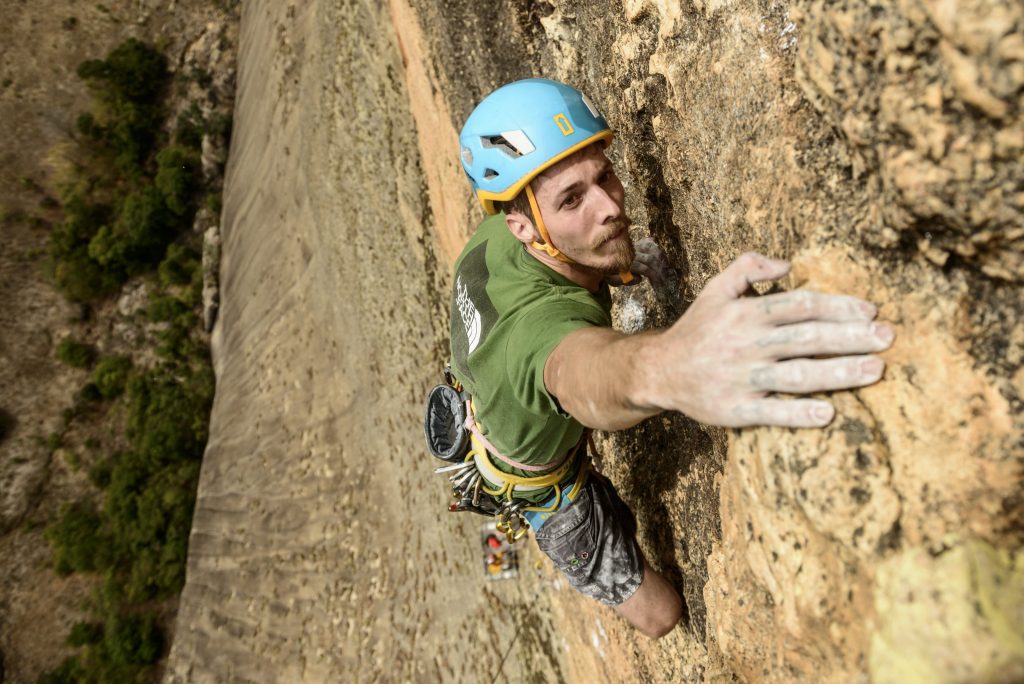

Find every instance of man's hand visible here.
[640,252,895,428]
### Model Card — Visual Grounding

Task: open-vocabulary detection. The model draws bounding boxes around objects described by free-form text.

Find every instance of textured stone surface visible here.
[166,2,567,681]
[169,0,1022,681]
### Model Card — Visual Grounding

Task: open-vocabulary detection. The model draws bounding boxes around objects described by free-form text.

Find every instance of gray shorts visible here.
[534,474,643,606]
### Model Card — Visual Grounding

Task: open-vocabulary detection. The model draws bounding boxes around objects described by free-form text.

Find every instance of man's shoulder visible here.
[458,213,512,259]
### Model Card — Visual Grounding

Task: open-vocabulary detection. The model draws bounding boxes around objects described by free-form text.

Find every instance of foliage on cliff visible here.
[38,37,220,684]
[48,39,203,304]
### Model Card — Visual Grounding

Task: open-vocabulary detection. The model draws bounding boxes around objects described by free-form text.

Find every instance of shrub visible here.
[91,355,133,399]
[155,146,199,216]
[158,243,200,287]
[103,614,162,665]
[76,38,168,174]
[76,111,103,141]
[76,39,165,106]
[46,501,112,575]
[204,191,222,215]
[147,292,188,322]
[67,621,104,647]
[51,248,118,303]
[78,382,102,402]
[37,656,81,684]
[174,103,205,150]
[50,194,108,257]
[88,185,176,277]
[124,366,213,467]
[88,457,113,489]
[49,195,118,302]
[56,336,96,368]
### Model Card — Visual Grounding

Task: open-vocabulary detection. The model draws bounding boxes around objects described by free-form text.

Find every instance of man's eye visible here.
[598,171,610,183]
[561,194,580,209]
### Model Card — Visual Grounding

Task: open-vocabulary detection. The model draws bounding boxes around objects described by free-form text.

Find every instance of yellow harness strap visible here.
[467,426,591,513]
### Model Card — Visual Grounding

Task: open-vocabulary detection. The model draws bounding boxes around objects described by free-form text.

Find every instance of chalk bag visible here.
[424,384,469,463]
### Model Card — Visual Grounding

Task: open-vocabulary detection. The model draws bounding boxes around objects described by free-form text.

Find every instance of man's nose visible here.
[594,185,621,223]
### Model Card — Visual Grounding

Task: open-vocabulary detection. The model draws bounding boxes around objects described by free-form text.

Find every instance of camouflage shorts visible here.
[534,474,643,606]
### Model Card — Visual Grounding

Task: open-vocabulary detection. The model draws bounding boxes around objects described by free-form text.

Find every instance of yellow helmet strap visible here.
[524,183,635,283]
[525,184,576,264]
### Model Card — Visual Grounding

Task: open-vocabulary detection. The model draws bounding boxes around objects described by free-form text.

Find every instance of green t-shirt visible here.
[449,213,612,483]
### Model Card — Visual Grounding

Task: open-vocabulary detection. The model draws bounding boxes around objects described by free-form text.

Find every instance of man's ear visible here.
[505,211,539,246]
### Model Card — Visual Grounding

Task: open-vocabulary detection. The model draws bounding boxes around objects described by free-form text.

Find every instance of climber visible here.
[447,78,895,638]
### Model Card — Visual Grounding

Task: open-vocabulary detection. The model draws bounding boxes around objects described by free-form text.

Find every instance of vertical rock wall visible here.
[170,0,1022,681]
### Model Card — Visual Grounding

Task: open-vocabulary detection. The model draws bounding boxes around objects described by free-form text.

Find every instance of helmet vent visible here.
[481,135,521,158]
[483,168,500,180]
[581,93,602,120]
[461,146,473,166]
[480,128,537,159]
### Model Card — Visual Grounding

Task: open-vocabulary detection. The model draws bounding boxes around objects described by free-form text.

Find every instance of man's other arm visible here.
[544,253,896,430]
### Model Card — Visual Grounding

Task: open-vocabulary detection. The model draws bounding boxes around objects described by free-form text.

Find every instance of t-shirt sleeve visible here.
[503,297,609,417]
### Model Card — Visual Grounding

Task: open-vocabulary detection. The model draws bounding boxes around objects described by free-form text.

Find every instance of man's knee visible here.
[614,562,683,639]
[643,588,683,638]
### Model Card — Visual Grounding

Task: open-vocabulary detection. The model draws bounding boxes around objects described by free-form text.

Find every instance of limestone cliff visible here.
[167,1,1022,682]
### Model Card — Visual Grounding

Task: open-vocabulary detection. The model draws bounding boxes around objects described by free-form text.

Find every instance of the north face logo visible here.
[456,274,482,353]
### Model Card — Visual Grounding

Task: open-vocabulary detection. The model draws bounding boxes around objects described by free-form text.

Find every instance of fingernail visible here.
[873,323,894,344]
[861,357,884,378]
[858,301,877,318]
[812,404,835,424]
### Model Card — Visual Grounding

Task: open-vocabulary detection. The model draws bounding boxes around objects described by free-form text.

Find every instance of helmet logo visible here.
[553,113,574,136]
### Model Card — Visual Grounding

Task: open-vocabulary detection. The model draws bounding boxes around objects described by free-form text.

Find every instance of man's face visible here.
[532,144,635,275]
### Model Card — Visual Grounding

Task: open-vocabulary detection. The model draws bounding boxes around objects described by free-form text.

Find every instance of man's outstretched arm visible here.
[544,252,896,430]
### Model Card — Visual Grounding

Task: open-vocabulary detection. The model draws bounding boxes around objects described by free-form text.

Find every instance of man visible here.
[448,79,894,638]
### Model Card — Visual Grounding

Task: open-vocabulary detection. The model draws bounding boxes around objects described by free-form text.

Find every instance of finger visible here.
[703,252,790,301]
[630,255,666,290]
[634,236,658,254]
[633,241,669,288]
[731,398,836,428]
[748,356,886,394]
[634,238,665,262]
[630,252,659,276]
[751,290,878,324]
[756,321,895,358]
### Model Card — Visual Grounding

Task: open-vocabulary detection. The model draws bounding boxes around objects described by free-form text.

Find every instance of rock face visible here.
[168,0,1022,682]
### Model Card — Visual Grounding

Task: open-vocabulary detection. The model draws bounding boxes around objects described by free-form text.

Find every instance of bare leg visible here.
[613,558,682,638]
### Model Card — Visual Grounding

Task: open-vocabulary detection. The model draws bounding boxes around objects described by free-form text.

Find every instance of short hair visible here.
[496,190,535,224]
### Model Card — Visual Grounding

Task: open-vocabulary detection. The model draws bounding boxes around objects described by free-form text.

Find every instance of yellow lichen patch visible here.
[870,538,1024,683]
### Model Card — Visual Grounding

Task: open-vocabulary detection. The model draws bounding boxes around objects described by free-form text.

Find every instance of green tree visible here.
[155,146,199,216]
[76,38,168,174]
[102,614,162,666]
[45,501,113,575]
[87,185,176,276]
[91,355,133,398]
[56,337,96,368]
[158,242,200,287]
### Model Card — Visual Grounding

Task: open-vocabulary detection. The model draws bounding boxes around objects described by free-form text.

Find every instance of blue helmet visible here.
[459,79,613,215]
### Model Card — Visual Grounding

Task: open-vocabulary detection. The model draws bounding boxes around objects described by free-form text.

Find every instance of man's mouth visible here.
[598,226,627,247]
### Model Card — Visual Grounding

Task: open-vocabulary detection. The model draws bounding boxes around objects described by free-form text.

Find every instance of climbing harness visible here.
[424,367,592,543]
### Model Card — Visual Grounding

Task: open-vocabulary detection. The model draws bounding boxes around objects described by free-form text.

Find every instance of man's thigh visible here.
[533,474,643,606]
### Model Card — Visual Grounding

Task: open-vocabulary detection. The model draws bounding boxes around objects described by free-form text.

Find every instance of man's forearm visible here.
[543,253,895,430]
[544,326,663,431]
